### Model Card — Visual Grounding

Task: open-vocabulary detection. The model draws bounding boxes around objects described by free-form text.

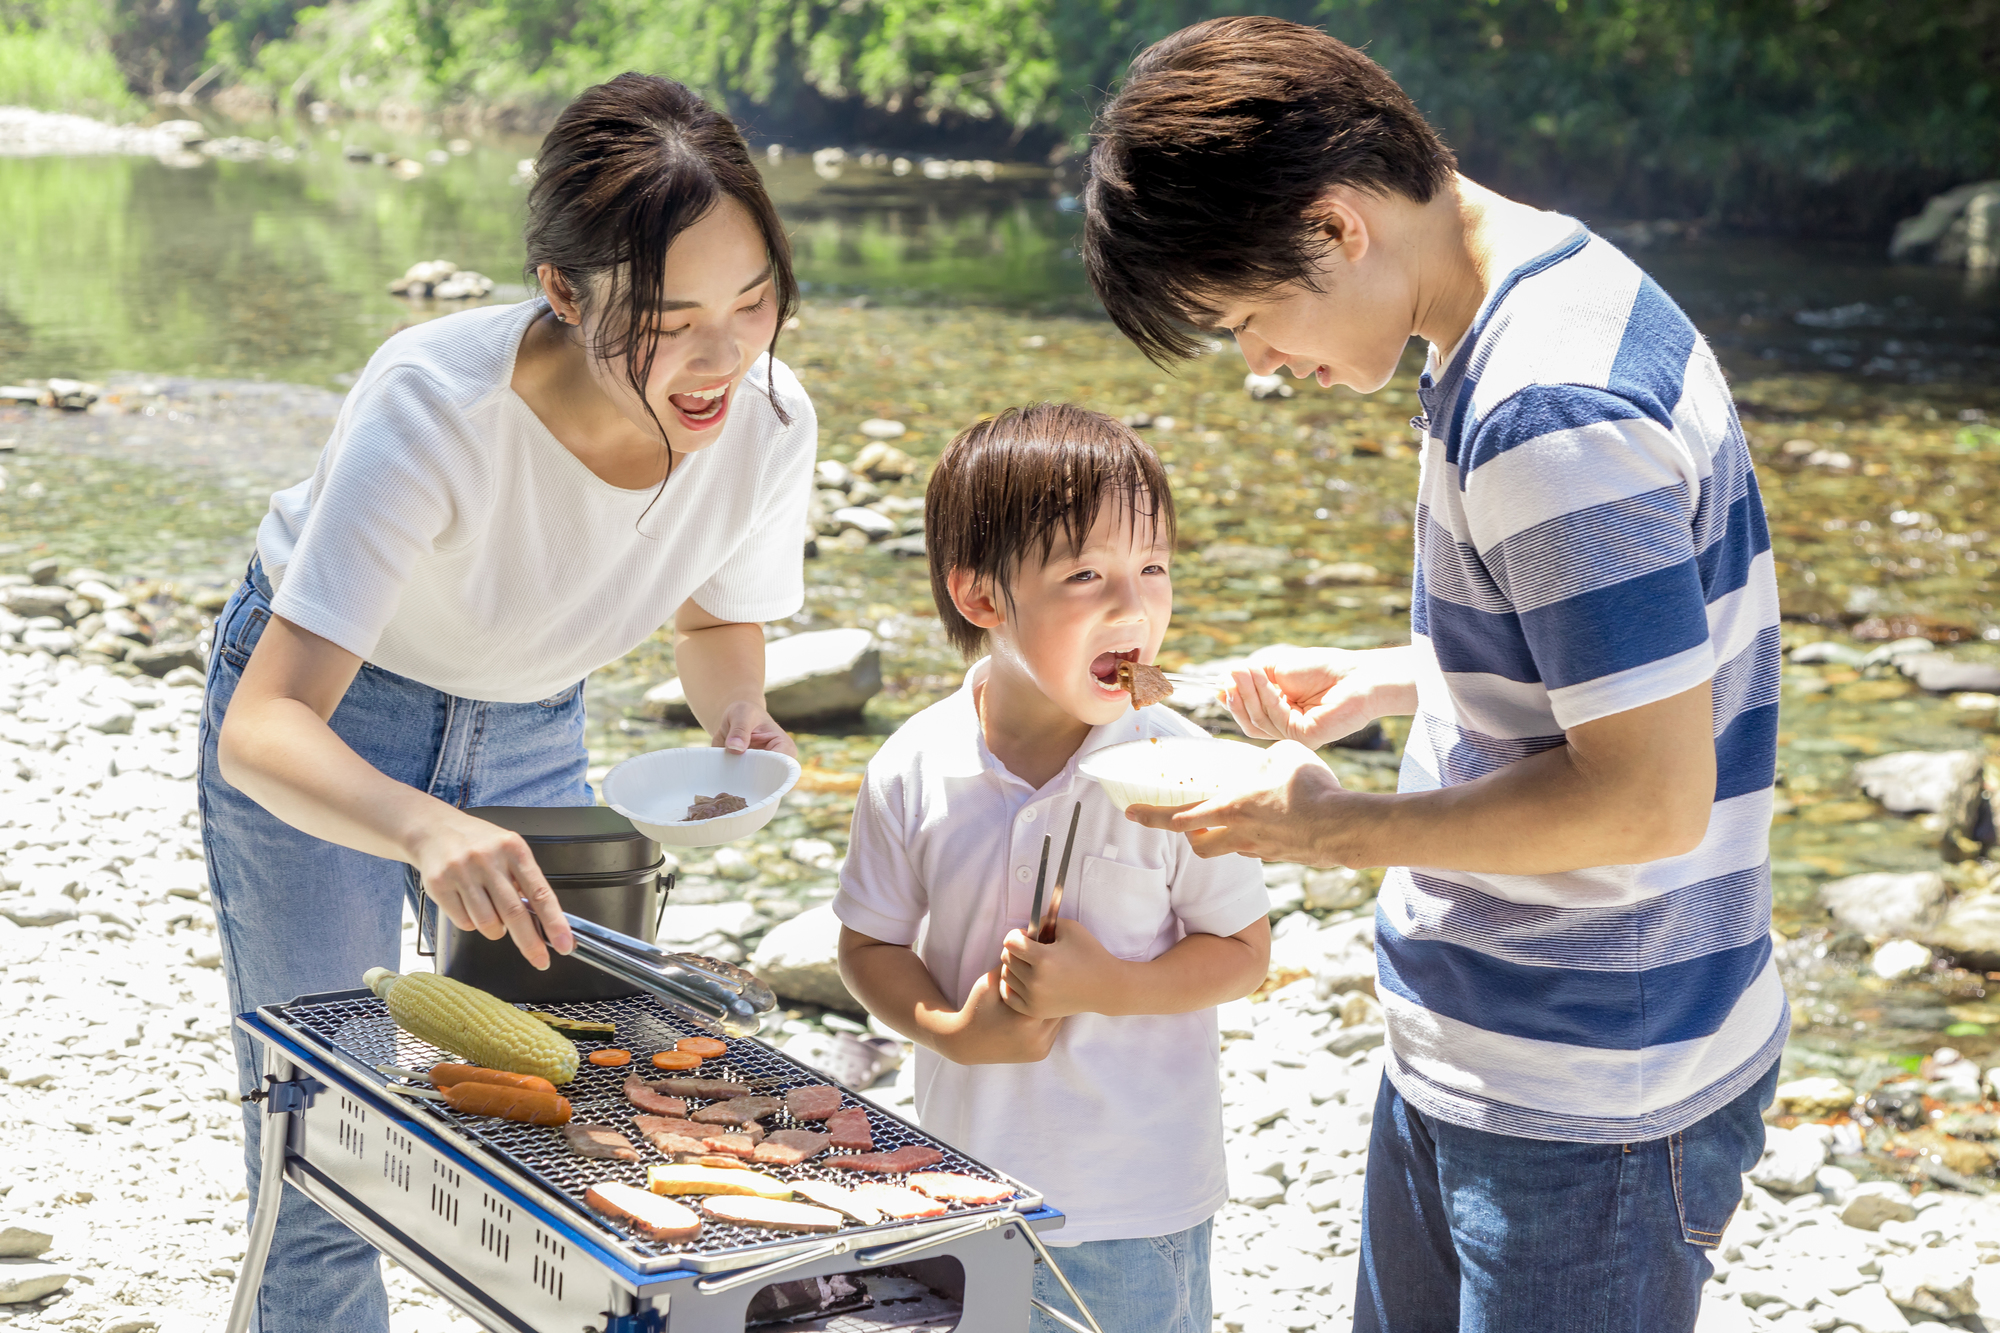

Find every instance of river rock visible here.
[0,1260,71,1303]
[654,901,760,947]
[1,898,79,928]
[852,441,914,479]
[0,1221,52,1259]
[1824,1282,1912,1333]
[1774,1076,1855,1118]
[641,629,881,727]
[1871,938,1934,979]
[831,506,896,539]
[1818,871,1946,937]
[2,585,72,619]
[128,642,204,678]
[1923,890,2000,969]
[1879,1247,1980,1317]
[1903,655,2000,694]
[1852,751,1983,817]
[1750,1123,1832,1193]
[1840,1181,1919,1230]
[747,905,858,1012]
[1244,372,1294,400]
[1890,180,2000,267]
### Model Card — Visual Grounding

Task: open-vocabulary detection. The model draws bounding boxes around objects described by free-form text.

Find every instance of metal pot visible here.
[422,805,668,1003]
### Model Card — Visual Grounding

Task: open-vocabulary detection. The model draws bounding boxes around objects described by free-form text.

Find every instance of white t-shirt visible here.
[834,661,1269,1244]
[257,298,817,703]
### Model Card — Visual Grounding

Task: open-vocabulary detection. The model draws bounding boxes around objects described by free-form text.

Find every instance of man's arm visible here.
[1129,679,1716,873]
[998,916,1271,1020]
[837,926,1061,1064]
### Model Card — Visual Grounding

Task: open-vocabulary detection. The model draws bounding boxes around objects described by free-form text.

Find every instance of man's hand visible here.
[1222,644,1418,749]
[951,968,1063,1063]
[998,919,1121,1019]
[1126,739,1352,864]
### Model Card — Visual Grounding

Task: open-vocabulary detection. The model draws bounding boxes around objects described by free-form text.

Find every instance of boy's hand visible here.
[1223,644,1418,749]
[999,919,1122,1019]
[952,968,1062,1063]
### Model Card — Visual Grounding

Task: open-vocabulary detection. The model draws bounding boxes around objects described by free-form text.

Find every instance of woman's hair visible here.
[525,73,799,457]
[925,404,1177,660]
[1084,16,1457,365]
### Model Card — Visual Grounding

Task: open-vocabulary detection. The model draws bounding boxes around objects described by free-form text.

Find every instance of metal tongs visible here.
[558,914,777,1038]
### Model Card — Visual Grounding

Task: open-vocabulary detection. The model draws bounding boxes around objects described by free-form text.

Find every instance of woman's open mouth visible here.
[667,381,732,431]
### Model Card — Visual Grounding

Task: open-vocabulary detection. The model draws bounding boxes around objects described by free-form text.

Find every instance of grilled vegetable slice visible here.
[586,1181,701,1243]
[363,968,579,1086]
[528,1013,617,1037]
[645,1164,791,1200]
[675,1037,728,1058]
[701,1196,843,1233]
[588,1050,633,1067]
[650,1050,702,1071]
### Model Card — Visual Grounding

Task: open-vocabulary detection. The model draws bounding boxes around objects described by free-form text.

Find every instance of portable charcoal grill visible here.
[225,988,1097,1333]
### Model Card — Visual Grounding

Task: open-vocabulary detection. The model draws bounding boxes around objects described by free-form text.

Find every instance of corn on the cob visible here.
[363,967,579,1086]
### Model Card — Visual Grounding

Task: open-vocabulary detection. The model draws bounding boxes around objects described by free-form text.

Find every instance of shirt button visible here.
[1023,808,1037,822]
[1016,866,1032,882]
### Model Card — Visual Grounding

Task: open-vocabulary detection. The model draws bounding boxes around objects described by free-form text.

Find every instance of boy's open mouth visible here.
[1090,649,1139,684]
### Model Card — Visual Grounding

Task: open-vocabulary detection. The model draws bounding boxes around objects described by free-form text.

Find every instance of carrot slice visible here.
[588,1049,633,1067]
[676,1037,728,1058]
[652,1050,703,1071]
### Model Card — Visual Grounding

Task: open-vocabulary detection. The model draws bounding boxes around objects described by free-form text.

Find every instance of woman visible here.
[198,74,815,1331]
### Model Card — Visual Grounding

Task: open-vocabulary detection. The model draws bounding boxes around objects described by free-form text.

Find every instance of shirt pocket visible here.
[1075,855,1175,962]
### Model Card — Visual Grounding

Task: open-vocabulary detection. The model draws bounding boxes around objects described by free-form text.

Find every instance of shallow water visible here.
[3,120,1999,1089]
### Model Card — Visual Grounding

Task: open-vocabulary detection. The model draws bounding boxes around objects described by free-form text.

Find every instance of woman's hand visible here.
[1127,739,1356,864]
[1223,644,1419,749]
[410,811,576,969]
[708,700,797,758]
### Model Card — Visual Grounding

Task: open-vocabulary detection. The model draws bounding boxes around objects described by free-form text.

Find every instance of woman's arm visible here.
[837,927,1062,1064]
[998,916,1271,1019]
[672,598,797,757]
[216,615,575,967]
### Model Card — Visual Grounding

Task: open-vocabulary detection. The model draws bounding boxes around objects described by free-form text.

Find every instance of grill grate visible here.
[271,990,1027,1263]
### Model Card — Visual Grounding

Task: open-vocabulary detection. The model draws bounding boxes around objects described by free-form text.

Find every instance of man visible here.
[1086,16,1783,1332]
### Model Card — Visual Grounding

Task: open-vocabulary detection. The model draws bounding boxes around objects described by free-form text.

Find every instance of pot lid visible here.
[467,805,662,876]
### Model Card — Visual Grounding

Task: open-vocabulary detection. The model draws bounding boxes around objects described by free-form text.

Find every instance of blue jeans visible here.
[1355,1059,1779,1333]
[1031,1219,1212,1333]
[198,558,590,1333]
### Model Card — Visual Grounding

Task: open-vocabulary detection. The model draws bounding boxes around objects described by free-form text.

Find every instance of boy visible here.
[1084,17,1783,1332]
[834,404,1271,1333]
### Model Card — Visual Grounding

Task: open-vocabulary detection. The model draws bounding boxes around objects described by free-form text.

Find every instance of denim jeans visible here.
[1030,1219,1212,1333]
[197,558,590,1333]
[1355,1058,1779,1333]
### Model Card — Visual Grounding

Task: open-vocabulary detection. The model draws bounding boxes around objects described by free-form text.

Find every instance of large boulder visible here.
[1904,655,2000,694]
[1923,890,2000,970]
[748,905,860,1012]
[641,629,881,727]
[1889,180,2000,267]
[1818,871,1946,938]
[1851,750,1983,819]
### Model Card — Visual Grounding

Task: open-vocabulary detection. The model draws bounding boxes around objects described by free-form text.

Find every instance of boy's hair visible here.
[926,404,1176,660]
[1082,16,1458,365]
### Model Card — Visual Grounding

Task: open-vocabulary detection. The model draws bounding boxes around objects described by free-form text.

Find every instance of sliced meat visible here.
[825,1146,945,1174]
[562,1123,639,1163]
[701,1196,842,1233]
[825,1107,874,1151]
[685,792,749,821]
[631,1115,708,1155]
[622,1074,689,1118]
[698,1133,761,1159]
[691,1095,782,1126]
[751,1129,830,1167]
[1117,658,1175,708]
[845,1183,949,1219]
[646,1077,752,1100]
[785,1086,844,1121]
[907,1172,1016,1204]
[789,1179,882,1226]
[585,1181,701,1244]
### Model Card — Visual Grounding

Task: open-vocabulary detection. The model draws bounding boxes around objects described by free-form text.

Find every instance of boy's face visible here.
[983,501,1174,727]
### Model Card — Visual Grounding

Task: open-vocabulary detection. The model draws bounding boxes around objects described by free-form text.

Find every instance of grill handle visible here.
[560,912,776,1038]
[692,1236,856,1296]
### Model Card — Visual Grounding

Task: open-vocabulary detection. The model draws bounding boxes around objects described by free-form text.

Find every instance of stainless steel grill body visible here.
[228,988,1068,1333]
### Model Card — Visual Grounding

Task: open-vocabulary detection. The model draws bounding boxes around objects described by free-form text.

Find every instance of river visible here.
[3,115,1999,1093]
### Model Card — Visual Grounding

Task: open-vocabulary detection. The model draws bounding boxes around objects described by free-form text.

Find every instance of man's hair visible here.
[925,404,1176,660]
[1083,16,1458,364]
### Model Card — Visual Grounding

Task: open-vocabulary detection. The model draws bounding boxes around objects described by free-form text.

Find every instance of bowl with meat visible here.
[1077,735,1270,813]
[603,747,801,847]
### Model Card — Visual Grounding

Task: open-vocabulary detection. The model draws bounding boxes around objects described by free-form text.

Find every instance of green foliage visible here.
[0,21,140,114]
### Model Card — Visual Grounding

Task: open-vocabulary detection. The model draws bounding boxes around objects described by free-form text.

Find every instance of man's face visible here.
[1208,222,1417,394]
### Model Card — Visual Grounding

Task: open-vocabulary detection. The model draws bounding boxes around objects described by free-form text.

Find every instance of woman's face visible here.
[567,196,780,454]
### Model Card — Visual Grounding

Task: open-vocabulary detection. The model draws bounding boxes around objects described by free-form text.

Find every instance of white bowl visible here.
[1077,736,1270,813]
[602,747,802,848]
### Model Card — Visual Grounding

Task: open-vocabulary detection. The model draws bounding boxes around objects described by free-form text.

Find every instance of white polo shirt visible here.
[834,661,1269,1243]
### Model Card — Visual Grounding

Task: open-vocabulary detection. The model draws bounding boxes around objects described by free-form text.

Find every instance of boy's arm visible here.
[998,916,1271,1020]
[838,926,1062,1064]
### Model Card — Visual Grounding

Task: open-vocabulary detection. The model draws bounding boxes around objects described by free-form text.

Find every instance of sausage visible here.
[429,1063,558,1095]
[441,1081,572,1126]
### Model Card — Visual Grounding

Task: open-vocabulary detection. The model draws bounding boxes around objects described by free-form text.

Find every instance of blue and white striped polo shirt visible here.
[1380,223,1788,1143]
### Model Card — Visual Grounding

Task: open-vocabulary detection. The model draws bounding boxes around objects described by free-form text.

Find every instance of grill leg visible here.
[224,1047,297,1333]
